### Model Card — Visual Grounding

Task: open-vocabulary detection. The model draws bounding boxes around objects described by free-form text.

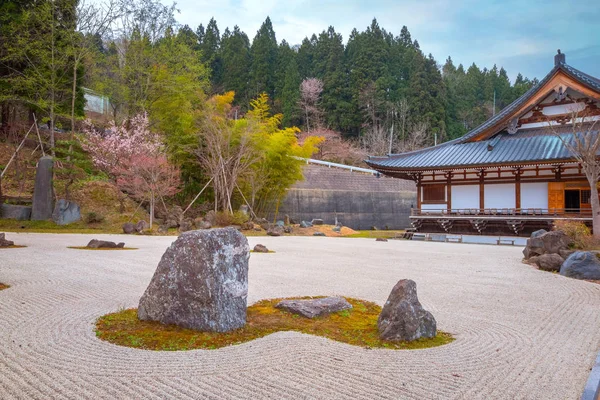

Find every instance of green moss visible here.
[67,246,138,250]
[96,297,453,351]
[0,283,9,290]
[346,230,405,239]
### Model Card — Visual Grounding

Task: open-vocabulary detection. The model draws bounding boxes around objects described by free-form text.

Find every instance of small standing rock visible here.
[136,220,149,233]
[253,244,269,253]
[275,297,352,318]
[122,222,136,234]
[0,233,15,247]
[378,279,436,342]
[178,219,194,233]
[300,221,313,228]
[197,220,212,230]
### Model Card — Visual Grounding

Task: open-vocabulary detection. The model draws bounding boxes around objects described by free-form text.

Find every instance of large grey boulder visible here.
[560,252,600,280]
[31,156,54,220]
[536,253,564,272]
[276,297,352,318]
[523,230,571,259]
[1,204,32,220]
[138,227,250,332]
[52,199,81,225]
[267,226,284,236]
[378,279,437,342]
[0,233,14,247]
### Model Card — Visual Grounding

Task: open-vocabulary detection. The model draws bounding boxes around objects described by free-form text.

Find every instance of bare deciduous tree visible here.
[549,109,600,238]
[299,78,323,132]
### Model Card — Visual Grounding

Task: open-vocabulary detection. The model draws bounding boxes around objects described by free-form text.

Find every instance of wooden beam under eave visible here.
[470,70,600,142]
[479,171,485,210]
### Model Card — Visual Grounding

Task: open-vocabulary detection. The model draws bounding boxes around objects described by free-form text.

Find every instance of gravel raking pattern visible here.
[1,233,600,399]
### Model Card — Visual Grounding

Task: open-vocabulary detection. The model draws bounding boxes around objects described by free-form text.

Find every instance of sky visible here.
[148,0,600,82]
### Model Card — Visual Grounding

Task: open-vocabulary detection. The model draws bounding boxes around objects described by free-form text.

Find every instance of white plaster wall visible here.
[521,182,548,210]
[421,203,446,211]
[452,185,480,209]
[484,183,516,209]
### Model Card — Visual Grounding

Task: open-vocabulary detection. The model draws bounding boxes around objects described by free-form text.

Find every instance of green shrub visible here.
[553,220,595,249]
[214,211,250,226]
[85,211,105,224]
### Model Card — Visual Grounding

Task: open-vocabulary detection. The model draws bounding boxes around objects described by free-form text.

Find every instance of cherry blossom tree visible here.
[82,113,180,227]
[81,113,162,176]
[115,153,180,227]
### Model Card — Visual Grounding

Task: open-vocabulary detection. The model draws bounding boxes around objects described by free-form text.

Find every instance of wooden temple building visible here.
[366,51,600,236]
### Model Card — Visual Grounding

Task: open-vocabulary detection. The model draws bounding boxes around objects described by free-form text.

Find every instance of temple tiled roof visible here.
[365,131,597,171]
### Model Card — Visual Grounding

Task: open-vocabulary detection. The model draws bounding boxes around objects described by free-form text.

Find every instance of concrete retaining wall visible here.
[271,165,416,230]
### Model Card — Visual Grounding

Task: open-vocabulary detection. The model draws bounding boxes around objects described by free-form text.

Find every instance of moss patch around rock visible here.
[96,297,453,351]
[67,246,138,251]
[0,245,27,249]
[0,283,9,290]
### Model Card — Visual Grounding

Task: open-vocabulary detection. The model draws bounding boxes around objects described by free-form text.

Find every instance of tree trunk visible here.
[589,174,600,239]
[150,190,155,229]
[71,61,77,142]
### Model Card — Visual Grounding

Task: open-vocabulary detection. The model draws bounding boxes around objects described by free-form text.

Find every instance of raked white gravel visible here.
[1,233,600,399]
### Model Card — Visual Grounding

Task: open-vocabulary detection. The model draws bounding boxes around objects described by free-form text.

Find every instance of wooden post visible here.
[416,182,422,210]
[478,170,485,211]
[445,171,452,212]
[515,168,522,211]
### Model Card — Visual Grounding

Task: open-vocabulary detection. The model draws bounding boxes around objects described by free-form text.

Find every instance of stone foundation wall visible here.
[271,165,417,230]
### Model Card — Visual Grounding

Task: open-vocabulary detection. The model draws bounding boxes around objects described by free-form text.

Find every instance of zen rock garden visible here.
[120,227,438,344]
[523,229,600,280]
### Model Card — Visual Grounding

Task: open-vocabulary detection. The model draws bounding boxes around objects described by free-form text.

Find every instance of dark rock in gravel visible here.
[283,226,292,234]
[136,220,149,233]
[311,218,324,225]
[86,239,125,249]
[378,279,436,342]
[122,222,136,234]
[253,244,269,253]
[267,226,284,236]
[536,253,564,272]
[275,296,352,318]
[313,232,326,236]
[204,210,217,226]
[376,238,388,242]
[178,219,194,233]
[241,221,254,230]
[196,220,212,230]
[560,251,600,280]
[0,233,15,247]
[138,227,250,332]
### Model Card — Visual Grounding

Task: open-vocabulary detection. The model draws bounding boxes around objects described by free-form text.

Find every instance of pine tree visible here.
[249,17,278,99]
[221,25,251,106]
[280,58,301,127]
[199,18,222,91]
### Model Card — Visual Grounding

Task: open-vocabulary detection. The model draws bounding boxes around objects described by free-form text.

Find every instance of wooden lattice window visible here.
[422,185,445,202]
[581,189,591,205]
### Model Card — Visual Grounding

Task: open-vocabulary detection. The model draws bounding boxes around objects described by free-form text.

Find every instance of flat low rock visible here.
[86,239,125,249]
[378,279,436,342]
[138,227,250,332]
[560,251,600,280]
[1,204,32,220]
[253,244,269,253]
[276,296,352,318]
